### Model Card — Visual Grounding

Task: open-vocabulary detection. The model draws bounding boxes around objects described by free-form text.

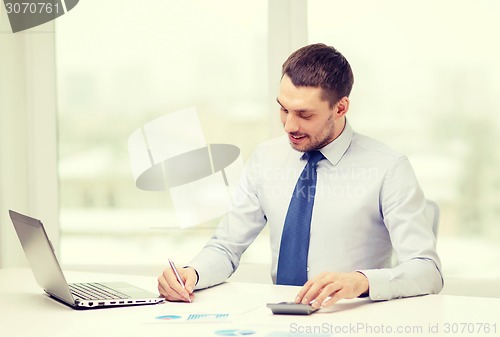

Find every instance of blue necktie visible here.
[277,151,324,286]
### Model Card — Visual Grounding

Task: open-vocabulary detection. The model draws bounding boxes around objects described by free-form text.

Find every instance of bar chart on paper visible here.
[154,313,230,322]
[187,313,229,320]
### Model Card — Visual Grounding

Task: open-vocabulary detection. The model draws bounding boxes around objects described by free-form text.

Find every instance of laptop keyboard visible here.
[69,283,131,301]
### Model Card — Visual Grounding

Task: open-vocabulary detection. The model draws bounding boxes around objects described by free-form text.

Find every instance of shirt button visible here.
[307,267,310,272]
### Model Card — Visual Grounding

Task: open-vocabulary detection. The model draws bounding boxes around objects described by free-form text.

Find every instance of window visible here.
[55,0,500,279]
[56,0,269,269]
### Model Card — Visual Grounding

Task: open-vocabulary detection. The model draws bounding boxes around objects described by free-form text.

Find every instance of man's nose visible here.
[283,113,299,133]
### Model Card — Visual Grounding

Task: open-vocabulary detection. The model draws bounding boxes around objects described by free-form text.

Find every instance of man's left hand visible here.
[295,271,369,309]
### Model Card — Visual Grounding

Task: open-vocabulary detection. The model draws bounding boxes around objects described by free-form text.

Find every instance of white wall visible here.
[0,17,59,268]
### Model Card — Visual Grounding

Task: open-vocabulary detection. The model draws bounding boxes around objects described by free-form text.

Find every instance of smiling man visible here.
[158,43,443,308]
[277,75,347,152]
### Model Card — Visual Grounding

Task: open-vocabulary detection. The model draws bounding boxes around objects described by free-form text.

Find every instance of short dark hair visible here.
[282,43,354,107]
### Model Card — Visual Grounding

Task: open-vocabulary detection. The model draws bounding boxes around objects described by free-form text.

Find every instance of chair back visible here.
[424,199,440,238]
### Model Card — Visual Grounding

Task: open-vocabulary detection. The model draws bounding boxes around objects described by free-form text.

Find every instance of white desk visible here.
[1,268,499,337]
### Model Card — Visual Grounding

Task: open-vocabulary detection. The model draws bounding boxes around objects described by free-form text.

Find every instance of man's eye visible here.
[280,107,288,113]
[301,115,312,120]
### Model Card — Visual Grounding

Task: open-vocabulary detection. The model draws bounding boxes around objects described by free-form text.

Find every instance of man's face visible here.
[277,75,344,152]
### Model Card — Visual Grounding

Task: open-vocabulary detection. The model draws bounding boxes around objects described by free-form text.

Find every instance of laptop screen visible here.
[9,210,75,304]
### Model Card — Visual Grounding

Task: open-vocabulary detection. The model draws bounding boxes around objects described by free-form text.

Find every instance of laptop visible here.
[9,210,165,309]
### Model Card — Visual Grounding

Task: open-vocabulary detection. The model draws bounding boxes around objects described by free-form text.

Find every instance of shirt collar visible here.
[312,119,353,166]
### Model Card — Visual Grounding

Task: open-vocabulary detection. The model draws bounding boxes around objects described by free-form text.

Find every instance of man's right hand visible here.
[157,265,198,302]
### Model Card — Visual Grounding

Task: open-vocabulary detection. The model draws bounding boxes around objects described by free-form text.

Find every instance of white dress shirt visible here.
[189,121,443,300]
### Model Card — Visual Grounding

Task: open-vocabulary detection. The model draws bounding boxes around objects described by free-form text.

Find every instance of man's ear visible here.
[336,96,350,117]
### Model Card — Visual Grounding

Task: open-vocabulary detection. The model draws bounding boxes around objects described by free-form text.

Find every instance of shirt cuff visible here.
[183,266,199,286]
[356,269,391,301]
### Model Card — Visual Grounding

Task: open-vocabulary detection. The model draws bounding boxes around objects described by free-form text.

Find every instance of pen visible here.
[168,258,191,302]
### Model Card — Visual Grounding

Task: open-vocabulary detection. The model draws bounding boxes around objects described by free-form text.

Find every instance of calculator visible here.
[266,302,319,315]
